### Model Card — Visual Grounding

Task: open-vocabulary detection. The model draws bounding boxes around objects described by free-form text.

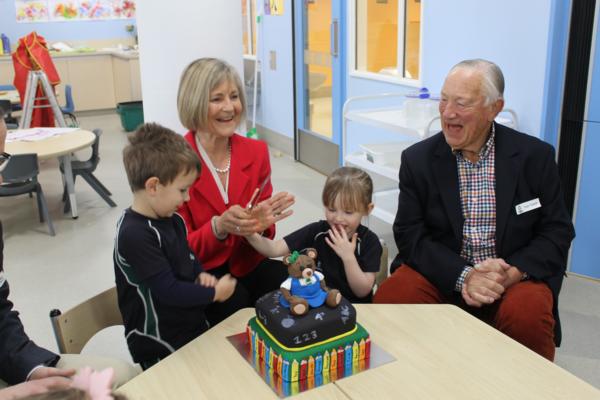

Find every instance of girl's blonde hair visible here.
[322,167,373,213]
[177,58,246,132]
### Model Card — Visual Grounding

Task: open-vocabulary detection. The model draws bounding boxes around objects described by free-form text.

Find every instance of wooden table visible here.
[116,305,600,399]
[5,129,95,218]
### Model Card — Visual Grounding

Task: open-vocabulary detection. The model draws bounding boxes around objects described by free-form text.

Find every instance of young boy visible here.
[114,123,236,369]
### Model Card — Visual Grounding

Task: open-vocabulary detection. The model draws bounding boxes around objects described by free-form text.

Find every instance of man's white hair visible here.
[449,59,504,105]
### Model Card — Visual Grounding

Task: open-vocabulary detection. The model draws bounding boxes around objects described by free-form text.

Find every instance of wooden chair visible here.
[374,239,389,291]
[49,287,123,354]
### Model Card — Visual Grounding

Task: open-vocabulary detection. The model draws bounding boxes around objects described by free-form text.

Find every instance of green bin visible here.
[117,101,144,132]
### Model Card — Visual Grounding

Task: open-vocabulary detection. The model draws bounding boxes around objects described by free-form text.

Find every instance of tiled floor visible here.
[1,112,599,389]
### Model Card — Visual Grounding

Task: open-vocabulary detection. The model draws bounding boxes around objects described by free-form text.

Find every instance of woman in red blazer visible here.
[177,58,295,325]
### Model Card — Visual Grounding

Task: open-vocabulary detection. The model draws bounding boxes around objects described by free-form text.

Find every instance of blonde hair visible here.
[177,58,246,132]
[123,122,200,191]
[322,167,373,213]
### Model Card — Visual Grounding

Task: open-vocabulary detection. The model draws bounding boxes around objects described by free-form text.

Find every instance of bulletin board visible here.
[15,0,136,22]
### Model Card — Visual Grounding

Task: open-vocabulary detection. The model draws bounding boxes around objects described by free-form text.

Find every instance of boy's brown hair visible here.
[322,166,373,213]
[123,122,201,191]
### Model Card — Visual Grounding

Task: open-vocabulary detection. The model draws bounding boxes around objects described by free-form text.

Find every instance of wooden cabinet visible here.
[67,55,115,110]
[112,56,142,103]
[0,51,141,111]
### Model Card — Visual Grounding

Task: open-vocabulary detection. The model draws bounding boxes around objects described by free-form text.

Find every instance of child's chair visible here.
[60,84,78,127]
[374,239,389,292]
[49,287,123,353]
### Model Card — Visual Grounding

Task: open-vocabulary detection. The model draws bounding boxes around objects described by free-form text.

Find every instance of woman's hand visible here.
[249,191,295,233]
[215,205,257,237]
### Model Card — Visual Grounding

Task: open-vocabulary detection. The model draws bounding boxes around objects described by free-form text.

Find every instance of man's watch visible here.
[521,272,529,281]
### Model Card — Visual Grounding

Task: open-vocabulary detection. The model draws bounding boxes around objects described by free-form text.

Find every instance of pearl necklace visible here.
[214,144,231,174]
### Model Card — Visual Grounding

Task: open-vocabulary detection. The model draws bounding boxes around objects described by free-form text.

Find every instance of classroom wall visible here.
[136,0,244,134]
[0,0,134,44]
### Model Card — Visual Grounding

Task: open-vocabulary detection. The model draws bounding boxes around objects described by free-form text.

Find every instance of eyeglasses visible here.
[0,152,11,173]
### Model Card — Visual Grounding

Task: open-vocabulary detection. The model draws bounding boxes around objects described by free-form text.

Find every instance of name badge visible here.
[515,198,541,215]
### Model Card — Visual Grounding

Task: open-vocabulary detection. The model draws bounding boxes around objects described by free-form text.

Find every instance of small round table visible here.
[5,129,96,218]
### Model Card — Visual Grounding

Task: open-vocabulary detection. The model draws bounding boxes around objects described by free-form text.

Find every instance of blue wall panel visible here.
[571,121,600,278]
[587,18,600,123]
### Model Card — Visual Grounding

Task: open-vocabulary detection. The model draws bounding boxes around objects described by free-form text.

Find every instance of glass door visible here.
[294,0,345,174]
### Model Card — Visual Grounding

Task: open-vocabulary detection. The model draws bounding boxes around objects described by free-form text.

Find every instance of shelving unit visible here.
[342,93,439,224]
[342,93,518,225]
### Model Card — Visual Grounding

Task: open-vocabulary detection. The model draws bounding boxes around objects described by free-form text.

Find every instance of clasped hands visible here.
[214,191,295,237]
[461,258,525,307]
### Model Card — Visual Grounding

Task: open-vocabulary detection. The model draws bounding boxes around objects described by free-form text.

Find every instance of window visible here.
[353,0,421,81]
[242,0,257,56]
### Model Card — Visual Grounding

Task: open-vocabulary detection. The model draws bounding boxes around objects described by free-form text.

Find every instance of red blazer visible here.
[178,132,275,277]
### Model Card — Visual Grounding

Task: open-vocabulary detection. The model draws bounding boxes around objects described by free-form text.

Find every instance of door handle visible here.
[330,19,339,57]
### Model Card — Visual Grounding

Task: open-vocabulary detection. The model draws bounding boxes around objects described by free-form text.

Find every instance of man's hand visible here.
[461,268,505,307]
[29,367,75,381]
[474,258,511,284]
[475,258,524,289]
[0,376,72,400]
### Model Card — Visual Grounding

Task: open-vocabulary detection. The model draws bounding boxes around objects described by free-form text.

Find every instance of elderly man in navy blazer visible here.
[374,59,575,361]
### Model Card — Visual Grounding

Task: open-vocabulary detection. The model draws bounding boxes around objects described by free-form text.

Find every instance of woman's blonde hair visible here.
[322,167,373,213]
[177,58,246,132]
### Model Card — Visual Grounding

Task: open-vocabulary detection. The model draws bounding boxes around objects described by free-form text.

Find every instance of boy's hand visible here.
[195,272,218,287]
[325,226,357,262]
[213,274,237,302]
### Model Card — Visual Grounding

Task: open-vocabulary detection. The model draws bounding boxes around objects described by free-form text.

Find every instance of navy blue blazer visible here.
[0,222,58,384]
[391,123,575,345]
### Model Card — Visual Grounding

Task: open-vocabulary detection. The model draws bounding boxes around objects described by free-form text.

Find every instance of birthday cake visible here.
[246,290,370,382]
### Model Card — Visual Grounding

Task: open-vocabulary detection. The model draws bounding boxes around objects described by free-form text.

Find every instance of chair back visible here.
[50,286,123,354]
[1,153,39,183]
[64,84,75,113]
[89,128,102,166]
[0,99,11,115]
[1,99,19,128]
[375,240,389,287]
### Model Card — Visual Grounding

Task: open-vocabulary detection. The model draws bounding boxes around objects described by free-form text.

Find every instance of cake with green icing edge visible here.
[246,290,370,382]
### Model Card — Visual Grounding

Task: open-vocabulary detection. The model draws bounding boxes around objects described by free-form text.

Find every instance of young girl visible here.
[246,166,382,303]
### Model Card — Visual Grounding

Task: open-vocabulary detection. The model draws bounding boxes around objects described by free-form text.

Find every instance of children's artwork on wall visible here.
[15,0,135,22]
[263,0,284,16]
[15,0,49,22]
[270,0,283,16]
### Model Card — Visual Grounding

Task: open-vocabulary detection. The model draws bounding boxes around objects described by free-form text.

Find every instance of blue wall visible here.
[0,0,134,45]
[570,13,600,278]
[344,0,558,155]
[540,0,572,146]
[256,0,295,138]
